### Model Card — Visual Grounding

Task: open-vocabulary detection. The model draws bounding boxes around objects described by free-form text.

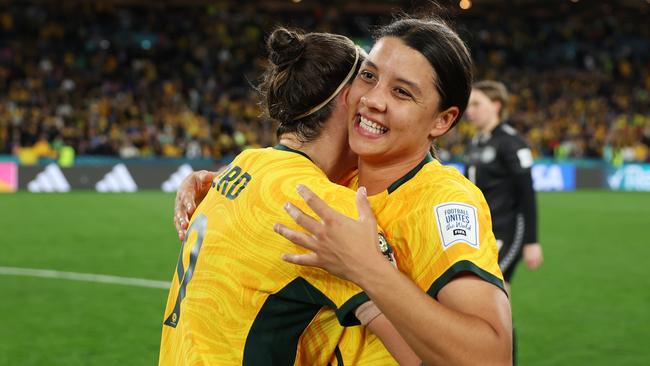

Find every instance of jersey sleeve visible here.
[417,188,506,298]
[499,135,533,175]
[499,136,539,244]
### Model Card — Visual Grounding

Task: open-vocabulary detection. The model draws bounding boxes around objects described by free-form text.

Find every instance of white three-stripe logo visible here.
[27,164,70,192]
[162,164,193,192]
[96,164,137,192]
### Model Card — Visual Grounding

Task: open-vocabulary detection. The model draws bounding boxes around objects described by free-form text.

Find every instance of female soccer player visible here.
[274,18,513,365]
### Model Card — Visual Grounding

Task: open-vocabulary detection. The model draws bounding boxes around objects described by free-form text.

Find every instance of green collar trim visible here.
[386,153,434,194]
[273,144,313,162]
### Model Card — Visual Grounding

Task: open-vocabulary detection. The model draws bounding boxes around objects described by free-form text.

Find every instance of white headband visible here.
[293,45,361,120]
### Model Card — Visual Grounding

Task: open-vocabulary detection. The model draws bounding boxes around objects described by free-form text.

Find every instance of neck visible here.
[278,131,357,184]
[357,149,429,195]
[480,116,501,135]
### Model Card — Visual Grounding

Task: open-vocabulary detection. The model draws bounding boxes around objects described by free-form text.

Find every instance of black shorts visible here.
[495,214,525,283]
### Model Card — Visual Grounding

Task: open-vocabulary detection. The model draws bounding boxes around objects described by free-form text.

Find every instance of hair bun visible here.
[268,28,305,68]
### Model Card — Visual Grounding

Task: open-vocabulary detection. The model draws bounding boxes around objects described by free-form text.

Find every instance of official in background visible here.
[465,80,543,284]
[465,80,543,363]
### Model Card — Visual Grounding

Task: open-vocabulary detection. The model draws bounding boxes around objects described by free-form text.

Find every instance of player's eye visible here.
[359,70,375,82]
[394,87,412,99]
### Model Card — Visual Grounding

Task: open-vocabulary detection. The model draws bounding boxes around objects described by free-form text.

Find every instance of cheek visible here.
[478,104,490,117]
[347,79,366,105]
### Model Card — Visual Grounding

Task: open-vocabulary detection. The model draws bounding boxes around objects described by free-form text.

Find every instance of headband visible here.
[293,45,361,120]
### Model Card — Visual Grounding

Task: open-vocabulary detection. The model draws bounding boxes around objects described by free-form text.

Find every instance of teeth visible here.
[359,116,388,135]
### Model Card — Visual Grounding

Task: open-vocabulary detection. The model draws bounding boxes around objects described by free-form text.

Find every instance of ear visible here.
[429,106,460,138]
[493,100,503,116]
[339,85,351,108]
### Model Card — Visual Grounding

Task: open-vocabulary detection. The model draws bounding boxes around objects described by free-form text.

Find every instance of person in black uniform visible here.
[465,80,543,286]
[465,80,542,363]
[465,80,543,364]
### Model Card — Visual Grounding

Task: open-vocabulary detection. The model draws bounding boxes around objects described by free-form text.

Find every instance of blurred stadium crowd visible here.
[1,1,649,164]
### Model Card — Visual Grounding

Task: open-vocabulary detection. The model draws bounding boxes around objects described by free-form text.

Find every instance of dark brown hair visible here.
[375,17,473,129]
[258,28,361,143]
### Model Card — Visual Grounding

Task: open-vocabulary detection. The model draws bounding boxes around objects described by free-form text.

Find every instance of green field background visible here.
[1,191,649,365]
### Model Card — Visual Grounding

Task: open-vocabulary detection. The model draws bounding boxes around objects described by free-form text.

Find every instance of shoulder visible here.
[222,148,359,217]
[393,161,488,222]
[498,123,519,137]
[415,161,485,204]
[493,124,532,158]
[232,147,321,176]
[492,122,525,144]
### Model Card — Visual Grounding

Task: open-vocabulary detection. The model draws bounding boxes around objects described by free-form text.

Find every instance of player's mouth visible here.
[354,114,388,138]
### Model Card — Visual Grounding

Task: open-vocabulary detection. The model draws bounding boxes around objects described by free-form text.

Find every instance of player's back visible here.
[159,146,367,366]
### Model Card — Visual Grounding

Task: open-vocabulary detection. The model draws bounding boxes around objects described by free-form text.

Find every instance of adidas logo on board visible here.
[27,164,71,193]
[96,164,138,192]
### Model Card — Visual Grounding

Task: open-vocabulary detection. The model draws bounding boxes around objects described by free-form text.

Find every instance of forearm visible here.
[366,313,421,365]
[357,263,511,366]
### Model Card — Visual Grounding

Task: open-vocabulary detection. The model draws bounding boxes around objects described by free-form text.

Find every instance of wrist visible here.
[354,253,396,291]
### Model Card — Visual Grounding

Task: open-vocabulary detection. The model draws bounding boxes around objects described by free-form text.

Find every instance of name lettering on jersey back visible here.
[434,203,479,251]
[212,165,252,200]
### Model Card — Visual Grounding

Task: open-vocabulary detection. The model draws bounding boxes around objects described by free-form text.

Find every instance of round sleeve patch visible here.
[434,202,480,250]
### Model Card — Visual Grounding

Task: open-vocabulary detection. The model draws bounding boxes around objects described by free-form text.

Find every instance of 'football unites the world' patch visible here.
[434,202,479,250]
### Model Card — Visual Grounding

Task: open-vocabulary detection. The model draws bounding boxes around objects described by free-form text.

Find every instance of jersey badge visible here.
[434,202,480,250]
[516,148,534,168]
[481,146,497,163]
[378,233,397,268]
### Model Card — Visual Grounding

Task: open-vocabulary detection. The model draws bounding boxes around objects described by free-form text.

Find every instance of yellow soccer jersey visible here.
[369,154,505,295]
[339,153,505,365]
[159,145,370,366]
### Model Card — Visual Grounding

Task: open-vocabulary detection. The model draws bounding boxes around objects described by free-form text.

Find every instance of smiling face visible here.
[347,37,458,165]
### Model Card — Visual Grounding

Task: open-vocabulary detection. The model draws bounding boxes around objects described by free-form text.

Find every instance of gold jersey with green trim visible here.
[159,145,369,366]
[338,154,505,364]
[369,155,505,295]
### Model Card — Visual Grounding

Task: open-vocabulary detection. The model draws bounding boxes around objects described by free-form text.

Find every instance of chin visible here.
[349,138,386,161]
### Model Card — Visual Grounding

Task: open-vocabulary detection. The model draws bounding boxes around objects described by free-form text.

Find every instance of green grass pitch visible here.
[1,191,648,365]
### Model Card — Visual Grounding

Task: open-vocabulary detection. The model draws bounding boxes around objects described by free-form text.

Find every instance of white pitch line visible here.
[0,266,170,290]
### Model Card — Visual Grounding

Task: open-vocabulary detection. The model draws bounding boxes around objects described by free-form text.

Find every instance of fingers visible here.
[195,170,215,204]
[175,213,189,241]
[529,256,543,270]
[197,170,216,186]
[296,185,337,224]
[273,224,318,251]
[174,196,193,241]
[523,244,543,270]
[355,186,376,224]
[174,198,193,241]
[282,252,320,267]
[173,170,215,243]
[526,259,540,270]
[186,202,196,217]
[284,202,322,235]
